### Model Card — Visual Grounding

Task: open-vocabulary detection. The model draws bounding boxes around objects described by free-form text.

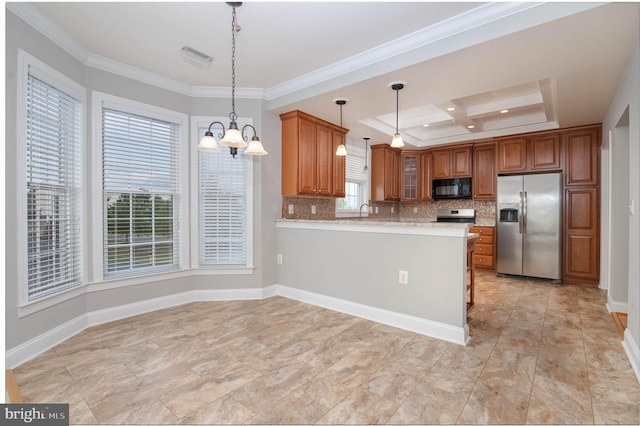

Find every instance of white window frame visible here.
[336,141,369,218]
[91,92,189,283]
[15,49,87,307]
[189,116,254,273]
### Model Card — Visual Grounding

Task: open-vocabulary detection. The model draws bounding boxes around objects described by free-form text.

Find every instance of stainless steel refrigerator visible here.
[497,172,562,282]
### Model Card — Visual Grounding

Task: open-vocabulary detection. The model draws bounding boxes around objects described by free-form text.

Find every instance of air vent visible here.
[180,46,213,70]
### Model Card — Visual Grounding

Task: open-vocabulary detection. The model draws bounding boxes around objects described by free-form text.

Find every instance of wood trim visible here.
[611,312,628,340]
[6,369,24,403]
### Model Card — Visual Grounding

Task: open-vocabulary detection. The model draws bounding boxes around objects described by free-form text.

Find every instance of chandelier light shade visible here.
[334,98,348,156]
[390,82,405,148]
[197,2,267,158]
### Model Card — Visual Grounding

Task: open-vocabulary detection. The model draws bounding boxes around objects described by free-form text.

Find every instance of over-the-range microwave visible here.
[432,177,472,200]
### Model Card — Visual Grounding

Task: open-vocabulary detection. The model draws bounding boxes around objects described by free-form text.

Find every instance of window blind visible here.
[102,108,181,277]
[198,127,247,266]
[346,153,367,182]
[337,146,367,211]
[26,71,82,301]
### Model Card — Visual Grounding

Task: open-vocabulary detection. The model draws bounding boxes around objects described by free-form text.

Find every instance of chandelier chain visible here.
[230,5,237,122]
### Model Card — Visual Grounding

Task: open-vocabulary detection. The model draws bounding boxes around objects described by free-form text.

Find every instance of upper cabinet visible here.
[371,144,401,202]
[432,145,472,179]
[401,152,419,201]
[280,110,348,197]
[497,134,561,174]
[419,151,433,201]
[564,127,600,186]
[473,143,496,201]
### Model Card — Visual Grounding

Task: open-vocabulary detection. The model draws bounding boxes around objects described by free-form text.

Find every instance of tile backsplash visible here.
[282,196,496,225]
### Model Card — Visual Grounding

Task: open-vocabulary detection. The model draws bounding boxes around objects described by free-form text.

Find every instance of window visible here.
[337,144,368,216]
[19,51,84,302]
[192,118,253,267]
[101,105,184,278]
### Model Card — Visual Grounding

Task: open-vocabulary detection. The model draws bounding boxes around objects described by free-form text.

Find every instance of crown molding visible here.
[263,2,604,110]
[8,1,604,104]
[7,2,89,63]
[86,54,193,96]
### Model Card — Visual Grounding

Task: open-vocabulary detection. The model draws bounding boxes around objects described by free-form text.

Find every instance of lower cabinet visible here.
[564,187,599,283]
[469,226,495,269]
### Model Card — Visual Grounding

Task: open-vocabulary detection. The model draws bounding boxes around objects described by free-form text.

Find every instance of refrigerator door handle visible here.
[518,192,524,234]
[522,191,528,234]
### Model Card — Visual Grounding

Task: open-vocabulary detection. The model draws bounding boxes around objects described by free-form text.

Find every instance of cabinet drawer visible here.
[470,226,495,236]
[476,235,494,245]
[473,254,494,268]
[474,243,493,256]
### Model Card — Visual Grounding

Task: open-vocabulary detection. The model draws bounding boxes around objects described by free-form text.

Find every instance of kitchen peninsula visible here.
[275,219,475,345]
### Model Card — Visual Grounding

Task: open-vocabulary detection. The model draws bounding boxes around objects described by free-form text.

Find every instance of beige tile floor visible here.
[14,270,640,424]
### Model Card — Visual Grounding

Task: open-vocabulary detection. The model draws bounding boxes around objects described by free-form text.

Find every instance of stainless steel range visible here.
[435,208,475,224]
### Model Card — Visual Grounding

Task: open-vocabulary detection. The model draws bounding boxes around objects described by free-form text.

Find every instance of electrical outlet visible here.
[375,206,379,214]
[413,207,418,214]
[288,204,294,215]
[311,205,317,215]
[398,270,408,284]
[276,254,283,264]
[391,206,394,213]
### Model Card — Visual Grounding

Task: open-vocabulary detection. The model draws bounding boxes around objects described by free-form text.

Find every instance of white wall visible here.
[602,22,640,379]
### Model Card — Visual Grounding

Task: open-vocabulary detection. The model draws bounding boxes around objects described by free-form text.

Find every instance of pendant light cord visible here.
[395,87,399,133]
[230,5,237,122]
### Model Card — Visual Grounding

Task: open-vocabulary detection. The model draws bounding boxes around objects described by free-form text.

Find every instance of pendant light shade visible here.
[390,82,405,148]
[243,124,268,155]
[196,131,220,151]
[391,133,404,148]
[219,122,246,148]
[334,98,348,156]
[197,2,266,158]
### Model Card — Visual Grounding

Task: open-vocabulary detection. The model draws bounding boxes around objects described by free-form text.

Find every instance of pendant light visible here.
[363,137,370,170]
[390,82,405,148]
[197,2,267,157]
[335,99,348,156]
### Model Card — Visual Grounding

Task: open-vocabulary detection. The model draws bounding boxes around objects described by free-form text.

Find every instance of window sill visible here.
[17,266,255,318]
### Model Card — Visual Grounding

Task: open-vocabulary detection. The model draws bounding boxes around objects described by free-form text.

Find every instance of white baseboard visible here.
[274,284,469,346]
[6,287,264,368]
[622,329,640,384]
[606,300,628,314]
[6,283,467,367]
[5,314,88,369]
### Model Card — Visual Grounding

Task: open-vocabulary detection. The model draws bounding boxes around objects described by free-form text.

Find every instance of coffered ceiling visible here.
[11,2,639,148]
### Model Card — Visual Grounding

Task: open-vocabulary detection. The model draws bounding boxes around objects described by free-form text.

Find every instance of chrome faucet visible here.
[359,203,370,218]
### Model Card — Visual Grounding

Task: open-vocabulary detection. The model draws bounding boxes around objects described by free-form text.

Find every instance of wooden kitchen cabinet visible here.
[564,127,600,186]
[401,152,419,201]
[370,144,401,201]
[280,110,348,197]
[529,134,561,170]
[419,151,433,201]
[469,226,495,269]
[472,142,496,200]
[432,145,472,179]
[564,187,599,283]
[496,135,561,174]
[496,137,527,173]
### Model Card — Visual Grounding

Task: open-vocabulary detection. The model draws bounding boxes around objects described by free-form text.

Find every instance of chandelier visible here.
[197,2,267,157]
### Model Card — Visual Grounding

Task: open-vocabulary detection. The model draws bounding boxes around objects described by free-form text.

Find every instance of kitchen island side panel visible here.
[276,226,467,333]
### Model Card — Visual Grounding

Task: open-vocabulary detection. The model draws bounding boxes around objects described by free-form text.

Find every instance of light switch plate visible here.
[311,205,317,215]
[288,204,294,214]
